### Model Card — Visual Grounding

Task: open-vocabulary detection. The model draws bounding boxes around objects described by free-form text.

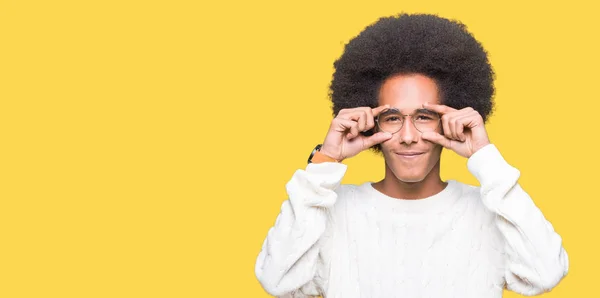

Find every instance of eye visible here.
[384,116,402,122]
[415,114,434,121]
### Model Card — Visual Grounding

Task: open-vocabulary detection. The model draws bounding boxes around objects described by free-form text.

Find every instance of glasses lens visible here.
[378,110,403,133]
[413,111,440,132]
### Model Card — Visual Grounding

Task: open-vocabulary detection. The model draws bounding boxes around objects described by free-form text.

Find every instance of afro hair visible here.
[329,13,495,152]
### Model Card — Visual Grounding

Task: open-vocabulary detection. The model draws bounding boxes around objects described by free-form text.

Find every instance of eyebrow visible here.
[415,108,438,116]
[382,108,438,115]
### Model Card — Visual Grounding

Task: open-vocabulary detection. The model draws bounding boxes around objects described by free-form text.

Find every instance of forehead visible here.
[378,74,440,111]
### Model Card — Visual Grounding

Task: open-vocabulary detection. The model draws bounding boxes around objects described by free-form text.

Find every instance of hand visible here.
[320,105,393,161]
[420,103,491,158]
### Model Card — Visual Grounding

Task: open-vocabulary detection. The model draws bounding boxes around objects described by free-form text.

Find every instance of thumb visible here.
[421,131,452,149]
[363,131,393,148]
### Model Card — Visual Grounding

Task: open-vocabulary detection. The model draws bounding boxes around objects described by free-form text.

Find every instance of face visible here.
[377,74,443,183]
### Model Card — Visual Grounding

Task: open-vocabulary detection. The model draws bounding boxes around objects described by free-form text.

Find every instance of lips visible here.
[395,152,425,156]
[394,151,426,160]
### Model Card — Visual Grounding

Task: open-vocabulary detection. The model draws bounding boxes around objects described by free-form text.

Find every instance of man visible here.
[254,13,568,298]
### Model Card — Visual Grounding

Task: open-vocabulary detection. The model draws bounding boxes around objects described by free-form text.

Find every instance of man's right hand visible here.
[319,105,393,162]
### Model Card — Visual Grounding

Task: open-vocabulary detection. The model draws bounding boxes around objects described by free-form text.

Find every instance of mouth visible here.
[395,152,425,159]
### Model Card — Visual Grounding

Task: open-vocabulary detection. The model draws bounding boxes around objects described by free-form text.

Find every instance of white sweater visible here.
[255,144,568,298]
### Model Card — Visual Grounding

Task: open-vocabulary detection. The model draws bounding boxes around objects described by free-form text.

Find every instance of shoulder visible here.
[333,183,359,202]
[453,180,481,198]
[451,180,497,220]
[335,182,361,195]
[334,181,377,199]
[330,182,374,210]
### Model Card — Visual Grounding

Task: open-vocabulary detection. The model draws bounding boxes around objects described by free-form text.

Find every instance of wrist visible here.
[312,151,340,163]
[308,144,342,164]
[319,146,342,162]
[470,141,491,157]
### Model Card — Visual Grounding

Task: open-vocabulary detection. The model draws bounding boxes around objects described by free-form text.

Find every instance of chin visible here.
[396,175,425,183]
[392,171,427,183]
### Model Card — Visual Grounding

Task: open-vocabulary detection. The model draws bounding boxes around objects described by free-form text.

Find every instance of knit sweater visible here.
[255,144,569,298]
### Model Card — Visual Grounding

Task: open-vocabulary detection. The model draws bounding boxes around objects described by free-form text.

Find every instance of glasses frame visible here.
[375,109,442,134]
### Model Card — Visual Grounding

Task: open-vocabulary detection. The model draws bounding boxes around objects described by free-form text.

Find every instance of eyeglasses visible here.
[375,108,441,134]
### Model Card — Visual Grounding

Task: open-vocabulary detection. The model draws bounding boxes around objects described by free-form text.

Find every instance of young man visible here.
[255,13,568,298]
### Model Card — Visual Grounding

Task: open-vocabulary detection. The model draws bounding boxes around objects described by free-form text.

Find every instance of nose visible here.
[398,116,419,145]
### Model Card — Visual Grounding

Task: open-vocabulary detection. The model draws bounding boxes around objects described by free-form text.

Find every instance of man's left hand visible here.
[420,103,490,158]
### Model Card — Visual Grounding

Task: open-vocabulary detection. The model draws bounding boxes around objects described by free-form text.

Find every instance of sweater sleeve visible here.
[255,161,347,297]
[467,144,569,295]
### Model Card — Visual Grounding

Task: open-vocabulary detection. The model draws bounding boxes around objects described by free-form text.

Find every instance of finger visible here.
[457,112,484,140]
[364,108,375,131]
[334,118,356,134]
[446,112,465,141]
[362,131,393,148]
[356,110,368,132]
[447,114,457,140]
[423,102,457,115]
[455,116,466,142]
[348,122,359,139]
[461,110,484,129]
[338,109,362,121]
[455,113,477,142]
[452,109,477,140]
[452,115,463,141]
[340,120,359,139]
[339,109,368,128]
[332,117,348,132]
[372,104,391,116]
[441,114,453,140]
[421,131,453,149]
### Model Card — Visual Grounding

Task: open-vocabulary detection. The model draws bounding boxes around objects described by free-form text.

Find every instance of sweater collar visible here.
[361,180,461,214]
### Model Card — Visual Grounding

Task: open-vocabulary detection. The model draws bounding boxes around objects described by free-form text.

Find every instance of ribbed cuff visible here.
[304,162,348,190]
[467,144,519,187]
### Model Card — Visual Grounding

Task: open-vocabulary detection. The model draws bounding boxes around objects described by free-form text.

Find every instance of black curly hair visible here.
[329,13,495,152]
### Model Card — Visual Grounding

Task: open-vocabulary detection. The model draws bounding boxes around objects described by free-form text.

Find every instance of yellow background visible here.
[1,0,597,297]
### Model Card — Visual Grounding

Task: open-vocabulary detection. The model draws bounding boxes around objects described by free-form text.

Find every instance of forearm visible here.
[468,144,568,294]
[255,162,347,296]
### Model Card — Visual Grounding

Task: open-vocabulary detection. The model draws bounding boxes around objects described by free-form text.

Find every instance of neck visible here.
[373,161,446,200]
